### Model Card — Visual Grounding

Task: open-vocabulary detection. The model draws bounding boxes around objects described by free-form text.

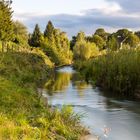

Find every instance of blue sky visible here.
[12,0,140,36]
[12,0,103,15]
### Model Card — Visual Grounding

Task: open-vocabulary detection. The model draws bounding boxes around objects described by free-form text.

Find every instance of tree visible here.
[108,29,140,49]
[73,40,99,60]
[41,22,72,65]
[13,21,28,44]
[44,21,54,42]
[60,32,69,49]
[89,28,109,50]
[125,33,140,48]
[94,28,108,40]
[59,32,72,63]
[107,29,139,50]
[92,35,106,50]
[0,0,13,51]
[70,36,76,50]
[107,34,120,50]
[76,31,85,42]
[115,29,131,43]
[0,0,13,41]
[0,0,13,52]
[28,24,42,47]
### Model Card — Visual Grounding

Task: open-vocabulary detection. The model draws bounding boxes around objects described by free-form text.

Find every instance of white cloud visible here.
[12,0,140,36]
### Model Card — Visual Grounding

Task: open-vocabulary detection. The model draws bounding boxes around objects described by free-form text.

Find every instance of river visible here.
[41,66,140,140]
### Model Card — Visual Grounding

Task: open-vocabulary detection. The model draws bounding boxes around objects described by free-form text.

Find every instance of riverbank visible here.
[0,52,87,139]
[45,66,140,140]
[74,49,140,99]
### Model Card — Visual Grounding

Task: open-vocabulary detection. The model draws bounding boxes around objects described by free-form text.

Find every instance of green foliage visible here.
[86,28,109,50]
[116,29,130,43]
[0,52,50,84]
[76,31,85,42]
[29,24,43,47]
[74,41,99,60]
[92,35,106,50]
[28,21,72,66]
[125,33,140,48]
[13,21,29,45]
[76,49,140,96]
[41,21,72,66]
[107,29,140,50]
[73,32,99,60]
[70,36,76,50]
[94,28,108,40]
[107,34,120,50]
[0,52,86,139]
[31,48,54,68]
[44,20,54,41]
[0,0,13,41]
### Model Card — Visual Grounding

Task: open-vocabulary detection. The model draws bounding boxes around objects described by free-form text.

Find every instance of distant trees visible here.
[85,28,109,51]
[42,21,72,65]
[94,28,108,41]
[91,35,106,50]
[44,21,54,41]
[76,31,85,42]
[82,28,140,51]
[70,32,85,51]
[125,33,139,48]
[107,29,140,50]
[29,21,72,66]
[107,34,119,50]
[28,24,42,47]
[73,31,99,60]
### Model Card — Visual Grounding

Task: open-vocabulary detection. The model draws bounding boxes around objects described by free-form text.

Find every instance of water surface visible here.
[42,66,140,140]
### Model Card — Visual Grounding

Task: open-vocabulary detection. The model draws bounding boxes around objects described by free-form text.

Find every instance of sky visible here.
[12,0,140,37]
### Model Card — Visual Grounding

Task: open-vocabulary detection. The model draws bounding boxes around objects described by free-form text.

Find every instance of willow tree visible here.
[73,32,99,60]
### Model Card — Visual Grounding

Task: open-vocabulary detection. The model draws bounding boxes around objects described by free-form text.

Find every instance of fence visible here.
[0,41,32,53]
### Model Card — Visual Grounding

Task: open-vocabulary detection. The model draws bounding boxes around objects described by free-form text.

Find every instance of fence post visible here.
[2,42,4,52]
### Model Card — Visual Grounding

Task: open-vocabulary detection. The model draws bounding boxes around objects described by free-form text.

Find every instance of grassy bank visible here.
[0,52,86,140]
[74,49,140,97]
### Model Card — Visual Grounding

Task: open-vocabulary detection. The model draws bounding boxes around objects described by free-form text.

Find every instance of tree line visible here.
[1,0,140,65]
[28,22,72,65]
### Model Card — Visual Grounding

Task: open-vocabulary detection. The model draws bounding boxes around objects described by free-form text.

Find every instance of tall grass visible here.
[0,52,87,139]
[74,49,140,97]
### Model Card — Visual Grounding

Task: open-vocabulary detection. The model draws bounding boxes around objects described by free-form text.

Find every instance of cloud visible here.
[13,0,140,37]
[107,0,140,13]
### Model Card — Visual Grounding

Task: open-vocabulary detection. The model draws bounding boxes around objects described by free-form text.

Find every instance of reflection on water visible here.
[45,72,72,95]
[42,66,140,140]
[45,69,89,97]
